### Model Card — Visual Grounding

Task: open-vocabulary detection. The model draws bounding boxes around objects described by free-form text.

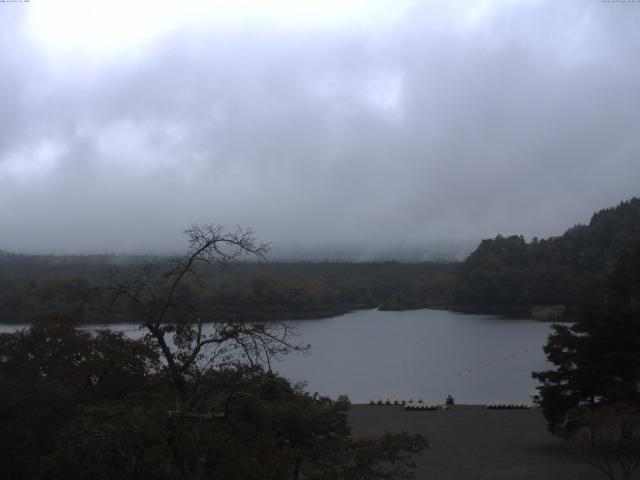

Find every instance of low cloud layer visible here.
[1,0,639,259]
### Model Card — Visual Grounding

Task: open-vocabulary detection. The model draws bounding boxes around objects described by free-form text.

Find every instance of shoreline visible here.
[0,304,579,325]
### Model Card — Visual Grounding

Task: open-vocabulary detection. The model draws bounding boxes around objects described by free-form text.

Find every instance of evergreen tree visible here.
[532,245,640,436]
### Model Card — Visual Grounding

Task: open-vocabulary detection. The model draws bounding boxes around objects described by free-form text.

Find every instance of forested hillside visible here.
[454,197,640,315]
[4,197,638,323]
[0,255,456,323]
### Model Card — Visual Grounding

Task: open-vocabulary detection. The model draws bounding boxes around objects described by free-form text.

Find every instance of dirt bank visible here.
[349,405,604,480]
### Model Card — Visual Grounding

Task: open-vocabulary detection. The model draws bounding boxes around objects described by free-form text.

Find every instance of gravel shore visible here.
[349,404,604,480]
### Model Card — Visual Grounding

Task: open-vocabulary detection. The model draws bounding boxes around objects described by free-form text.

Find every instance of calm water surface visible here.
[277,309,554,404]
[1,308,557,404]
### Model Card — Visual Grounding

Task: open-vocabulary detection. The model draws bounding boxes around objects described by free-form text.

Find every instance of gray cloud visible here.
[1,0,639,258]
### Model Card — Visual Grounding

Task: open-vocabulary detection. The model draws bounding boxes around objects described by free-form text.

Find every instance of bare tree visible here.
[108,224,307,408]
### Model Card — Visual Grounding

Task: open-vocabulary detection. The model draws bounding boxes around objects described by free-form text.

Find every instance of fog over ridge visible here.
[0,0,639,258]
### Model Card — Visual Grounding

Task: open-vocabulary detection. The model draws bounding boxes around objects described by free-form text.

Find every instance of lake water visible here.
[278,308,554,404]
[0,308,557,404]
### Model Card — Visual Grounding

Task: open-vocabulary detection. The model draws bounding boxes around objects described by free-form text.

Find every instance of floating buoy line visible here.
[455,345,540,378]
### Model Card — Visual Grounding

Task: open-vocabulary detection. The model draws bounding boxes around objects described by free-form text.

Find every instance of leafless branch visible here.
[104,224,301,406]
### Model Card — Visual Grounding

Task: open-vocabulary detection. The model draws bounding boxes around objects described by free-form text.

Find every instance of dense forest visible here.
[453,197,640,317]
[0,254,456,324]
[1,197,638,324]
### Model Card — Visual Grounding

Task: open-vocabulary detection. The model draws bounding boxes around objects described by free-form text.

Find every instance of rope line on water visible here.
[455,346,540,378]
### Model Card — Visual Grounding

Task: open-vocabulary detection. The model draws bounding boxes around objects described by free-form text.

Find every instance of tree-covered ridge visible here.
[0,258,456,324]
[454,197,640,311]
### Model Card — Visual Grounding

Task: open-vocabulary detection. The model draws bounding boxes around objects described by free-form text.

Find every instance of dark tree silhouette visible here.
[107,224,307,407]
[0,319,427,480]
[533,245,640,479]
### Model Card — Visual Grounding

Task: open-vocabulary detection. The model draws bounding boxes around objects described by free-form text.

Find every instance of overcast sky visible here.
[0,0,639,259]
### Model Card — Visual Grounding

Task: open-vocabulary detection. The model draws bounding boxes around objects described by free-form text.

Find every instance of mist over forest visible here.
[1,0,640,258]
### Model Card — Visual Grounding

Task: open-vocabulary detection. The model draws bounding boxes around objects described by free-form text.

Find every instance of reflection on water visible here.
[0,308,558,404]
